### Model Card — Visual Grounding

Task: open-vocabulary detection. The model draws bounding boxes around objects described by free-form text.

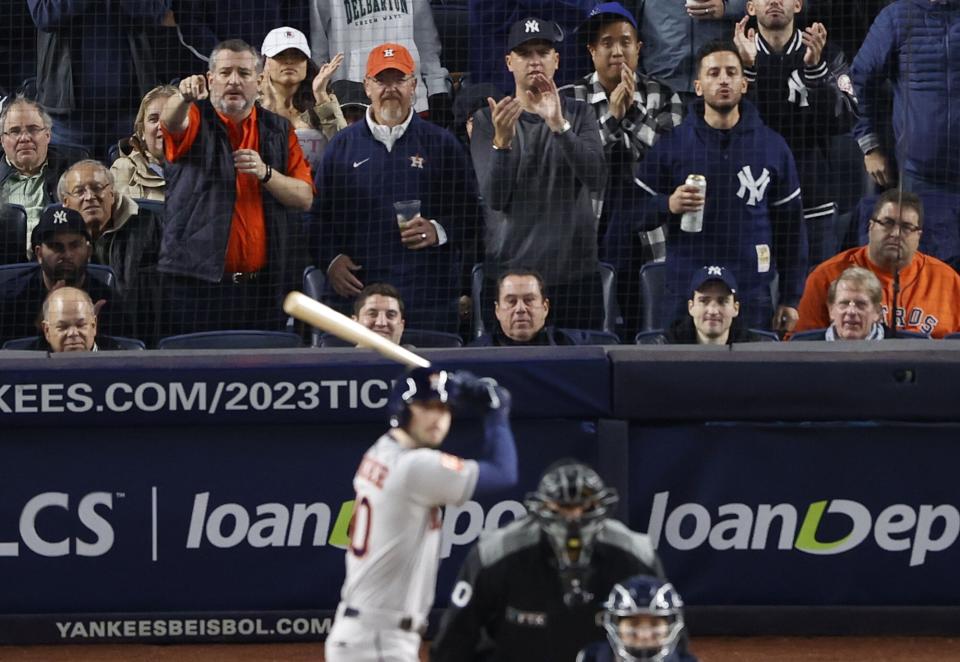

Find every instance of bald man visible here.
[40,287,102,352]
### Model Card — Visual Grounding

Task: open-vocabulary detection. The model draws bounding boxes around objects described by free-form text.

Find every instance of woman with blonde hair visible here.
[110,84,178,202]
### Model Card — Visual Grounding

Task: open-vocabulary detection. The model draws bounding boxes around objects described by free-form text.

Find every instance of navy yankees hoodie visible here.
[632,99,807,326]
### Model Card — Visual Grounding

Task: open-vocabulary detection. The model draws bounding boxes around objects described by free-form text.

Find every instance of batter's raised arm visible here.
[450,371,518,496]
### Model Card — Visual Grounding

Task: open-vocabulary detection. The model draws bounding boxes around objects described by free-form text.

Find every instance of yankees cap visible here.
[366,43,416,78]
[689,265,739,297]
[507,17,564,52]
[32,204,91,247]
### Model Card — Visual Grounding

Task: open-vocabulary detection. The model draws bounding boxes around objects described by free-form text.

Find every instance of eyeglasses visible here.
[65,183,112,199]
[871,217,921,235]
[2,125,47,139]
[367,75,415,89]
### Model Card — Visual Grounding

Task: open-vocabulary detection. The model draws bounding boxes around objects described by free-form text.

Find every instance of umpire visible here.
[432,460,674,662]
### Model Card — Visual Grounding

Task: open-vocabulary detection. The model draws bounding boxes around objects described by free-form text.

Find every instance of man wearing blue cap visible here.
[638,265,776,344]
[562,2,684,337]
[471,16,607,331]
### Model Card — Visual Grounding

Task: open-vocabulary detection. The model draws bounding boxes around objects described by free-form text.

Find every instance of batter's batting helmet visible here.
[388,367,453,428]
[602,575,686,662]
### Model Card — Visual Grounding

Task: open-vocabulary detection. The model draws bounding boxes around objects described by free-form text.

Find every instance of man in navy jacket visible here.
[310,43,480,333]
[852,0,960,193]
[632,40,807,332]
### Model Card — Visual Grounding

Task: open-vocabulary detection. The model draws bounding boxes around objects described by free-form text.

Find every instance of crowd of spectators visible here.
[1,0,959,351]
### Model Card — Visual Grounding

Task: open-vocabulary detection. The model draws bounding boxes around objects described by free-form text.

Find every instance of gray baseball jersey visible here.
[339,430,480,621]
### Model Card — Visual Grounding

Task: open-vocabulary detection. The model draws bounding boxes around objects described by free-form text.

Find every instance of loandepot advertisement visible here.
[627,423,960,605]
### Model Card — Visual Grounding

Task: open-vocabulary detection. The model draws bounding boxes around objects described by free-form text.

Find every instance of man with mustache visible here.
[159,39,315,336]
[310,43,481,334]
[0,204,115,344]
[795,189,960,337]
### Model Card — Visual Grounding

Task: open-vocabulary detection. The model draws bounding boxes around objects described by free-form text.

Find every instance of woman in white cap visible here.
[259,26,347,172]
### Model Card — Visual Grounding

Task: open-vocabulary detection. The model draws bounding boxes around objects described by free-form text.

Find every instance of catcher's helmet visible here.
[602,575,686,662]
[525,461,618,572]
[388,368,453,428]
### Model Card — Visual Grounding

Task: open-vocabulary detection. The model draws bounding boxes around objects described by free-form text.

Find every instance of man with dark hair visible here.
[0,204,115,344]
[472,17,607,330]
[631,40,806,333]
[352,282,406,345]
[432,460,674,662]
[472,269,576,346]
[795,189,960,337]
[561,2,684,337]
[159,38,315,335]
[0,97,86,247]
[734,0,858,265]
[638,0,746,95]
[639,266,776,344]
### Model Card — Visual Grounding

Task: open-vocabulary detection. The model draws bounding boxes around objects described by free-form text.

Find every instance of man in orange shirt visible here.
[159,39,314,336]
[795,190,960,338]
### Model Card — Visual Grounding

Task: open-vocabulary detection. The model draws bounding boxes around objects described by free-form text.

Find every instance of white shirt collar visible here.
[365,107,414,153]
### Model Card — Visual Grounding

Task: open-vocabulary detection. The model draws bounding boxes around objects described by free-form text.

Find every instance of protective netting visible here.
[0,0,957,350]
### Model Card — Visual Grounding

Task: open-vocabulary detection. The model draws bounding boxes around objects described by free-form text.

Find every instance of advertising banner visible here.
[627,423,960,606]
[0,417,602,643]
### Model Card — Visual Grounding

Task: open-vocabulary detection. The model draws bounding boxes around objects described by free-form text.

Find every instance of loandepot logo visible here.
[647,492,959,567]
[186,493,525,559]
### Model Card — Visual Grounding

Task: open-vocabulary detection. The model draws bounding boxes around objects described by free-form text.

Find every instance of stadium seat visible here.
[557,328,621,345]
[0,203,29,264]
[471,262,619,339]
[303,265,325,302]
[318,328,463,348]
[749,329,781,341]
[639,262,665,332]
[635,329,667,344]
[157,330,304,349]
[2,335,145,350]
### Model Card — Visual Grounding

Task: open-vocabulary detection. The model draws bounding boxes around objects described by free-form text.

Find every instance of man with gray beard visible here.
[158,39,315,335]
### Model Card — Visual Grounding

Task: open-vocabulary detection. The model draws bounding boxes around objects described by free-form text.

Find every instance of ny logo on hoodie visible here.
[736,166,771,207]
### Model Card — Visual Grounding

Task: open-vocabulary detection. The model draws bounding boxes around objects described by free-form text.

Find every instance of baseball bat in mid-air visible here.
[283,291,431,369]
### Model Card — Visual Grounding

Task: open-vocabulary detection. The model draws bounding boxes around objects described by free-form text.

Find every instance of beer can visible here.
[681,174,706,233]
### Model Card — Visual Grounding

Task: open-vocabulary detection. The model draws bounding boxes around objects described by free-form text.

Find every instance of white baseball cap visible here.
[261,27,311,59]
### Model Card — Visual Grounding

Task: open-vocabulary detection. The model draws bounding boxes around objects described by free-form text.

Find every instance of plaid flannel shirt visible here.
[563,71,684,264]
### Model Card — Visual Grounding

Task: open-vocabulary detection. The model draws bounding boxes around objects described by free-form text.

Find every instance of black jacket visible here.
[431,517,666,662]
[638,317,778,345]
[470,325,576,347]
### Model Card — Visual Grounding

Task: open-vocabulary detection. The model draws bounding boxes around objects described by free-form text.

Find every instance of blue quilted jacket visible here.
[852,0,960,184]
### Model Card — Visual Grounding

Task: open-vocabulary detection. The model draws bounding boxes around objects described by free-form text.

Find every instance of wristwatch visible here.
[554,120,571,135]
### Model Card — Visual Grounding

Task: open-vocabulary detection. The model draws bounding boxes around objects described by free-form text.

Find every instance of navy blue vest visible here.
[159,102,291,285]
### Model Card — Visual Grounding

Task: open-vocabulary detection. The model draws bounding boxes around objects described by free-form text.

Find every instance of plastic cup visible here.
[394,200,421,229]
